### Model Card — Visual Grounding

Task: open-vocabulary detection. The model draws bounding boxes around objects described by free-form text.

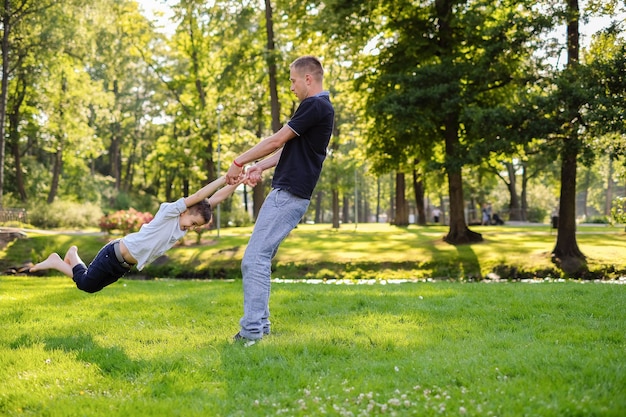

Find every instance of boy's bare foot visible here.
[64,246,78,262]
[30,253,63,272]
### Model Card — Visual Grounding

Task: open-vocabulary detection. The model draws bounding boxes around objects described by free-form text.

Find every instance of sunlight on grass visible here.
[2,276,624,416]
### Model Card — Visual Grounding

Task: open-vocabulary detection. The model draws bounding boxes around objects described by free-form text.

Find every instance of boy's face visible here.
[179,210,207,231]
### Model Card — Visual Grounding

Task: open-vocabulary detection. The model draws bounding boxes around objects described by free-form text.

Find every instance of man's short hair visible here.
[291,56,324,81]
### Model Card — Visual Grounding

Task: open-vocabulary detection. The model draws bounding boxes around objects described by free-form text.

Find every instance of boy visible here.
[30,176,238,293]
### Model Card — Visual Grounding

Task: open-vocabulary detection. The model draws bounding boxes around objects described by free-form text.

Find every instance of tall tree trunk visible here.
[314,190,322,223]
[505,161,522,220]
[376,176,381,223]
[264,0,281,134]
[342,194,350,223]
[332,189,339,228]
[394,172,409,226]
[8,81,27,202]
[47,75,67,204]
[443,114,482,244]
[248,0,281,219]
[47,147,62,204]
[605,157,613,216]
[551,0,586,275]
[435,0,481,244]
[521,164,529,221]
[0,0,10,208]
[412,163,426,225]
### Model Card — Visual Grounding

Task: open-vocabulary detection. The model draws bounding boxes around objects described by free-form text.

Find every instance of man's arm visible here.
[244,148,283,187]
[184,176,226,207]
[225,125,296,184]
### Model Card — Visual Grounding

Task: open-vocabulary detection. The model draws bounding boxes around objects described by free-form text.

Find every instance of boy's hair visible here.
[188,199,213,225]
[291,56,324,82]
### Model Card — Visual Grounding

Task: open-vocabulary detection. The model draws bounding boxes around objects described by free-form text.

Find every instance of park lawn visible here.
[0,276,624,417]
[4,223,626,280]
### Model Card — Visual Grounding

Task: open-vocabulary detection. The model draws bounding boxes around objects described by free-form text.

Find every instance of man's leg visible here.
[238,189,309,340]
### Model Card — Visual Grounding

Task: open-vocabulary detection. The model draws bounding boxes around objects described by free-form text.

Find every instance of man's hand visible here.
[225,162,244,185]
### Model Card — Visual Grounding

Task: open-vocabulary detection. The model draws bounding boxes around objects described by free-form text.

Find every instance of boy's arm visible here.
[207,182,239,208]
[184,176,226,208]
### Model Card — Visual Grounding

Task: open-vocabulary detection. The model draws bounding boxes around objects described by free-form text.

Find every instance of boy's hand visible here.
[244,165,263,187]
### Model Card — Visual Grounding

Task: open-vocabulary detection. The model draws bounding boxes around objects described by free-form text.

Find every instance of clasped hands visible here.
[226,162,262,187]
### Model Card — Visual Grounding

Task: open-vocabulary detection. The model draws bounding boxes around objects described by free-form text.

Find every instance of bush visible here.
[611,197,626,229]
[28,200,104,229]
[526,206,548,223]
[99,208,154,234]
[584,215,609,224]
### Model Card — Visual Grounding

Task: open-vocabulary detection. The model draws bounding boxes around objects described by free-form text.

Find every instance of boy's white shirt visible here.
[121,198,188,270]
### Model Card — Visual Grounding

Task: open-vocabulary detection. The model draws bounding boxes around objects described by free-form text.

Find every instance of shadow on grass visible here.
[43,333,144,377]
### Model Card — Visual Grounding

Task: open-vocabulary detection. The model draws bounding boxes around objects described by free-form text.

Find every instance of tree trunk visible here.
[442,115,482,244]
[376,176,381,223]
[505,161,522,220]
[552,138,586,273]
[264,0,281,134]
[0,0,10,207]
[394,172,409,226]
[521,164,529,221]
[252,177,266,220]
[551,0,586,275]
[332,188,340,228]
[8,85,27,202]
[342,193,350,223]
[412,164,426,225]
[314,190,322,223]
[47,147,62,204]
[605,157,613,216]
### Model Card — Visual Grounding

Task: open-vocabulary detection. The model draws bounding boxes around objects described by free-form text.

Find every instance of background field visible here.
[4,223,626,281]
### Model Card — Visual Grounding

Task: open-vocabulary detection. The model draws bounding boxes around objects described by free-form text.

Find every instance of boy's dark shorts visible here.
[72,241,131,293]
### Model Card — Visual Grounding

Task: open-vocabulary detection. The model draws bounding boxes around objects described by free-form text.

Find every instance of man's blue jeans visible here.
[239,189,310,340]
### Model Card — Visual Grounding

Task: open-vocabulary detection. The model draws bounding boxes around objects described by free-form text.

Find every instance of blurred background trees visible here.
[0,0,624,274]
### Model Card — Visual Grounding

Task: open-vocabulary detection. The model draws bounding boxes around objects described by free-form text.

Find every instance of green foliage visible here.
[27,200,104,229]
[526,206,548,223]
[611,197,626,228]
[0,278,624,416]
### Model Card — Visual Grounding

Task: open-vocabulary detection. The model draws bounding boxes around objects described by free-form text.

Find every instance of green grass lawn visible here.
[1,276,624,416]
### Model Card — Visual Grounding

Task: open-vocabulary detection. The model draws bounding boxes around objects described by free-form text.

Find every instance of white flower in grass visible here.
[388,398,401,406]
[459,406,467,414]
[394,366,400,372]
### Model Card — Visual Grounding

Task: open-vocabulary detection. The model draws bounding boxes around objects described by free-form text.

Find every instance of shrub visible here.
[28,200,104,229]
[526,206,547,223]
[100,208,153,234]
[611,197,626,222]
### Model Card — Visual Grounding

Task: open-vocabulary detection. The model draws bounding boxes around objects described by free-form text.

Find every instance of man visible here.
[225,55,334,345]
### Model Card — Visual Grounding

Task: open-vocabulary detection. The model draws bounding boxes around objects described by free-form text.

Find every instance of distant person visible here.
[432,207,442,223]
[225,55,334,345]
[482,203,492,225]
[30,176,240,293]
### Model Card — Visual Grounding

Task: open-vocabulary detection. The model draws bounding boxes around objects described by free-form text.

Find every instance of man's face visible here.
[290,67,308,101]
